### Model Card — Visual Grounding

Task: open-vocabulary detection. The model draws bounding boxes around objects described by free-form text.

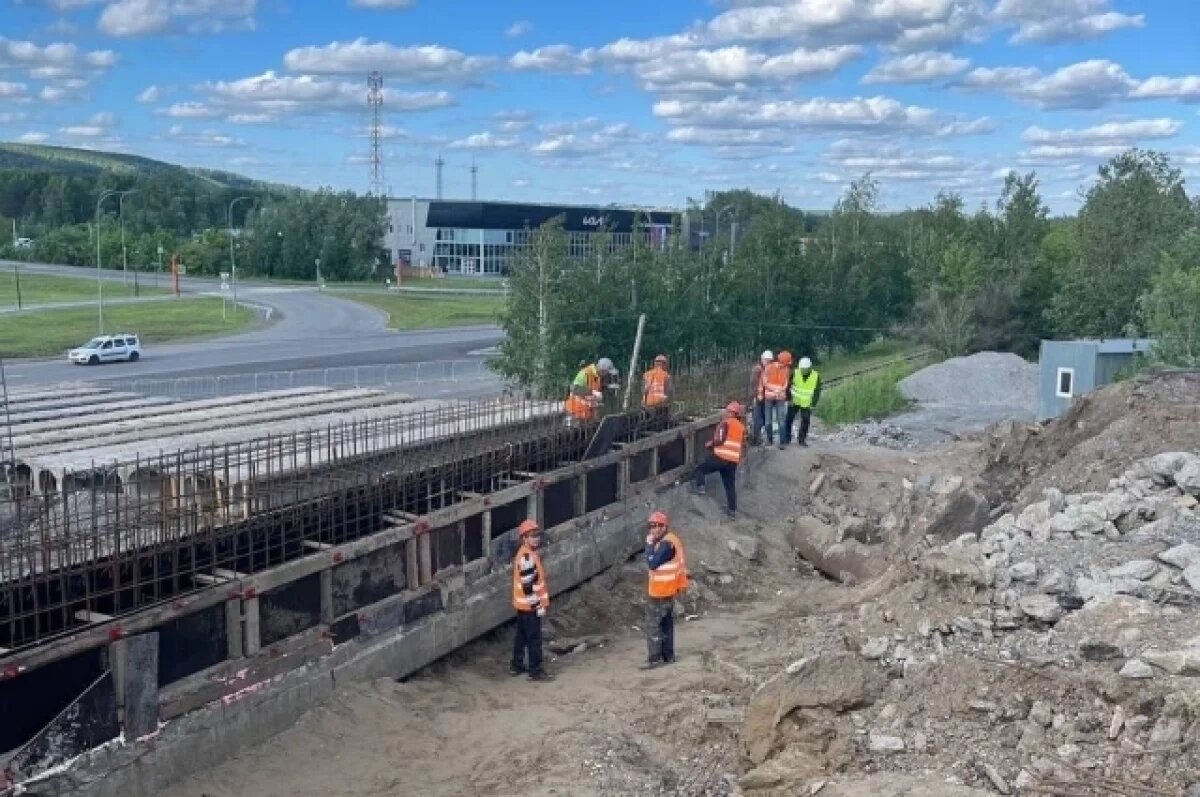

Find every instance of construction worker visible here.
[749,350,773,445]
[784,356,822,447]
[642,354,672,409]
[689,401,745,517]
[564,357,616,422]
[641,510,687,669]
[760,350,791,446]
[510,519,552,681]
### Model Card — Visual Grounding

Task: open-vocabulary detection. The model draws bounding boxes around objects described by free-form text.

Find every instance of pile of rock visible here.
[921,451,1200,673]
[823,421,916,450]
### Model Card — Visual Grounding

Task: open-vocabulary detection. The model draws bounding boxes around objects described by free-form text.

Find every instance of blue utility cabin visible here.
[1038,338,1153,420]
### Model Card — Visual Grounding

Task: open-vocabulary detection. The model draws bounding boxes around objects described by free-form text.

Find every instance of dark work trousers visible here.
[691,454,738,512]
[783,405,813,445]
[645,596,675,663]
[751,400,766,445]
[511,611,544,674]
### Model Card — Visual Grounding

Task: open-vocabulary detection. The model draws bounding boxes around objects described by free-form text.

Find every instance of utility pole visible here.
[470,157,478,201]
[95,188,119,334]
[228,196,252,310]
[118,190,138,285]
[622,314,647,410]
[435,155,444,200]
[367,71,384,197]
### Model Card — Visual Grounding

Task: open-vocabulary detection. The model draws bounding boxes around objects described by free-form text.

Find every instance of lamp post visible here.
[227,196,252,310]
[156,244,164,288]
[94,188,120,334]
[715,205,737,263]
[314,257,322,288]
[118,190,139,286]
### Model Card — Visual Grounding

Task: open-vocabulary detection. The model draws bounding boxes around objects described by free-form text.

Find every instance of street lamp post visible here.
[156,244,164,288]
[118,190,139,286]
[715,205,737,262]
[94,188,120,334]
[228,196,252,310]
[314,257,322,288]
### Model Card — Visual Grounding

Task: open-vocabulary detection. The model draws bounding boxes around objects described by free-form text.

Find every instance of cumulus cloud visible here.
[282,40,491,82]
[59,111,116,137]
[166,125,247,147]
[635,44,862,91]
[18,131,49,143]
[1022,118,1183,145]
[505,21,532,38]
[509,45,592,74]
[992,0,1143,44]
[97,0,256,37]
[530,121,644,158]
[0,81,29,100]
[159,101,221,118]
[0,36,117,80]
[961,59,1200,109]
[654,95,975,136]
[137,84,162,103]
[448,131,521,150]
[862,51,969,84]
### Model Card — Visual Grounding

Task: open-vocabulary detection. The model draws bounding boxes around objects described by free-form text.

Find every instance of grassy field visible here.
[343,291,504,330]
[391,276,507,291]
[0,298,256,357]
[815,362,923,425]
[0,269,165,308]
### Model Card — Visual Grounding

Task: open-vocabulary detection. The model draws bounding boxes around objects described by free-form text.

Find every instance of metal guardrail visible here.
[107,359,497,400]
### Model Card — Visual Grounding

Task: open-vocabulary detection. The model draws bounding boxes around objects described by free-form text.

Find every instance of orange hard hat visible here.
[517,519,540,537]
[654,354,668,364]
[648,510,669,527]
[778,351,793,366]
[725,401,743,416]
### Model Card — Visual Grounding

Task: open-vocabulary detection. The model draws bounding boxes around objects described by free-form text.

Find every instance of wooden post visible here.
[622,314,647,411]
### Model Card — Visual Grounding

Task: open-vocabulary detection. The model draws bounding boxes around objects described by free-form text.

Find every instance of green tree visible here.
[1050,149,1194,337]
[1140,230,1200,366]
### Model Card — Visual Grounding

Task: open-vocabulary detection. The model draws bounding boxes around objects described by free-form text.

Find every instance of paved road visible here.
[1,261,504,389]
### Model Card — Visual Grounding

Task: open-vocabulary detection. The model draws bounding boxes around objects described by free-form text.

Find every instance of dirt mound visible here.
[978,370,1200,506]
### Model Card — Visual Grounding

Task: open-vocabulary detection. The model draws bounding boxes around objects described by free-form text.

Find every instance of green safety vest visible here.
[791,370,820,408]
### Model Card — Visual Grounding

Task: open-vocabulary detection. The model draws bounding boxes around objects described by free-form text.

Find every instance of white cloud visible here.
[1022,118,1182,145]
[635,44,862,91]
[0,36,116,80]
[166,125,246,147]
[97,0,256,37]
[18,131,48,143]
[665,127,789,147]
[282,40,491,82]
[195,70,454,119]
[862,51,969,84]
[962,59,1200,109]
[60,111,116,137]
[513,178,529,188]
[0,81,29,99]
[992,0,1143,44]
[509,45,592,74]
[137,84,162,103]
[349,0,414,7]
[160,101,222,118]
[703,0,988,50]
[448,132,520,150]
[530,121,644,158]
[654,95,969,135]
[505,20,533,38]
[0,112,28,123]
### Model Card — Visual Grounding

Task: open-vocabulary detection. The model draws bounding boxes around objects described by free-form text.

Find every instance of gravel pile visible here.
[899,352,1036,410]
[823,421,916,450]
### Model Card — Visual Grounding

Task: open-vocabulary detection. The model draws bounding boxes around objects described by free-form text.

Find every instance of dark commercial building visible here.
[385,198,677,277]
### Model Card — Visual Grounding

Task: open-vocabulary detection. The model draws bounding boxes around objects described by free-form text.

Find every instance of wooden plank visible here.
[192,573,228,586]
[303,540,333,551]
[214,568,245,580]
[74,611,113,623]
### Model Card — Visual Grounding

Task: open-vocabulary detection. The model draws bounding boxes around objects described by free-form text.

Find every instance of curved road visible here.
[1,262,503,389]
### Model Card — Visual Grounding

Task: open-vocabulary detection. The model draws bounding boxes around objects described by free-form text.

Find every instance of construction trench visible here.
[4,360,1200,797]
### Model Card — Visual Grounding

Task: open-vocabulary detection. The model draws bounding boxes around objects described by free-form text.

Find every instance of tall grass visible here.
[814,363,917,425]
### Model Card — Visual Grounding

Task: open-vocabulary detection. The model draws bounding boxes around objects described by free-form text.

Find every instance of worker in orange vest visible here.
[689,401,745,517]
[642,354,672,409]
[510,519,552,681]
[564,357,616,422]
[749,350,773,445]
[759,350,791,446]
[641,510,688,669]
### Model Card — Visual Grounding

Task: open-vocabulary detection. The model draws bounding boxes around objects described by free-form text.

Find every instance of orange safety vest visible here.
[564,365,601,420]
[714,418,745,464]
[761,361,789,401]
[648,531,688,598]
[642,367,669,407]
[512,542,550,613]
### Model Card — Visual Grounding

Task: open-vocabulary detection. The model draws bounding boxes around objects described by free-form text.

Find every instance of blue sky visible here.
[2,0,1199,212]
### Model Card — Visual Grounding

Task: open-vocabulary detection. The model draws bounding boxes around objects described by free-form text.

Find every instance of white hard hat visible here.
[760,350,774,361]
[799,357,812,369]
[597,357,614,372]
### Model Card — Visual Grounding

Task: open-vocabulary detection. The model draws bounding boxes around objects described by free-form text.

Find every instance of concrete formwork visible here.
[2,412,727,796]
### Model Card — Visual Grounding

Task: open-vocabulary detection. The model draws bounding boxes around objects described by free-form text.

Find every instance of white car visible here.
[68,334,142,365]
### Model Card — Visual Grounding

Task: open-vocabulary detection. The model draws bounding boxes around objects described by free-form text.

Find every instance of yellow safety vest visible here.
[791,370,820,408]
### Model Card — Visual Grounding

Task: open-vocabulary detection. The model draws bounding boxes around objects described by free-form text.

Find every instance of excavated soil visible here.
[163,372,1200,797]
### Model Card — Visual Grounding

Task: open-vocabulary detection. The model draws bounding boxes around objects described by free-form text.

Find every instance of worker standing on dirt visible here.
[565,357,616,422]
[761,351,792,447]
[641,510,687,669]
[749,350,773,445]
[688,401,745,517]
[784,357,821,447]
[510,520,553,681]
[642,354,672,409]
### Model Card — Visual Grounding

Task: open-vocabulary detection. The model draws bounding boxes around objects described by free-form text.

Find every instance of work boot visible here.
[724,508,737,520]
[508,664,526,677]
[639,660,664,671]
[528,670,554,682]
[798,439,809,447]
[777,442,786,450]
[688,484,706,496]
